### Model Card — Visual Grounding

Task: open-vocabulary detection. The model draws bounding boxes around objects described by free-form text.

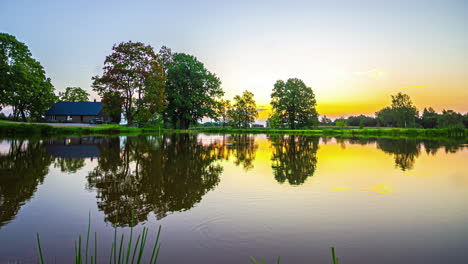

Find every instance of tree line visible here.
[1,32,466,129]
[323,92,468,129]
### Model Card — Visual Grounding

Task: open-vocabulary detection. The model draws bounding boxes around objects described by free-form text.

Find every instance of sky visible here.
[1,0,467,119]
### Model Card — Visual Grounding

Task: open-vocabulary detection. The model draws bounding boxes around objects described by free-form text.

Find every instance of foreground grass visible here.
[36,213,162,264]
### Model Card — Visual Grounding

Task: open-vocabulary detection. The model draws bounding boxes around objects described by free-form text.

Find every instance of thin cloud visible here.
[401,85,426,89]
[354,69,384,80]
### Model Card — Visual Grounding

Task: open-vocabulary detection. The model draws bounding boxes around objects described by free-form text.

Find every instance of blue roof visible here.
[45,102,103,116]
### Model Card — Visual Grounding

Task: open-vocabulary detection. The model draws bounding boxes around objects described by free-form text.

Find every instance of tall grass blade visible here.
[36,233,45,264]
[86,211,91,264]
[149,226,162,264]
[136,227,148,264]
[113,224,117,264]
[131,234,141,264]
[331,247,338,264]
[125,211,134,264]
[277,256,281,264]
[109,242,114,264]
[250,256,260,264]
[118,233,124,264]
[94,232,97,264]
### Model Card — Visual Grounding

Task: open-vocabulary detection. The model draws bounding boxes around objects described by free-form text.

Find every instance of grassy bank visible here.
[190,127,468,140]
[1,121,467,140]
[0,122,167,137]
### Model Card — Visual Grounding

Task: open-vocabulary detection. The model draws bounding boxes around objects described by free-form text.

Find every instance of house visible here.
[45,101,110,123]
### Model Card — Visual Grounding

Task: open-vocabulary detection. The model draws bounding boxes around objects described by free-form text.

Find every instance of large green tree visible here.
[0,33,57,121]
[59,87,89,102]
[164,53,223,129]
[92,41,166,126]
[270,78,318,129]
[391,92,418,128]
[228,90,258,128]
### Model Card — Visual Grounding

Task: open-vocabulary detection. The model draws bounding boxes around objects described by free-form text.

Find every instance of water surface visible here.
[0,134,467,263]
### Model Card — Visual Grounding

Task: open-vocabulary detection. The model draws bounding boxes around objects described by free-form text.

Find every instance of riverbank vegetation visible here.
[1,32,467,133]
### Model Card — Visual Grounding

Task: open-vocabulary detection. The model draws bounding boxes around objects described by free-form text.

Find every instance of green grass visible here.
[36,212,162,264]
[189,126,468,140]
[1,121,467,140]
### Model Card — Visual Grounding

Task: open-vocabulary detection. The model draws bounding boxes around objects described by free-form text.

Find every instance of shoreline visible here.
[0,121,467,141]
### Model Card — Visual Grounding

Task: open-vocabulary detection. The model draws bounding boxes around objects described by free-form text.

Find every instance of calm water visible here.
[0,134,467,263]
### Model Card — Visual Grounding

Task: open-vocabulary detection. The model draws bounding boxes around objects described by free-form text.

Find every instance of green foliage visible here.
[215,99,232,127]
[59,87,90,102]
[0,33,57,121]
[93,41,166,126]
[267,111,283,128]
[270,78,318,129]
[420,107,438,128]
[437,109,464,128]
[335,118,347,128]
[376,107,395,127]
[228,90,258,128]
[164,53,223,129]
[101,91,123,123]
[391,92,418,128]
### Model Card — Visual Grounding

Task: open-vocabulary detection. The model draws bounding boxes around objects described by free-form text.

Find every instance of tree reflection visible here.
[0,140,53,227]
[269,135,319,185]
[376,138,421,171]
[87,134,223,226]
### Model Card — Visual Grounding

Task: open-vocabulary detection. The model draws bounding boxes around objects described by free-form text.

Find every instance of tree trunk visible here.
[20,109,27,122]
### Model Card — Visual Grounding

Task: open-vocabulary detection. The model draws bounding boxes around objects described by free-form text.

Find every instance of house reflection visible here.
[45,137,110,173]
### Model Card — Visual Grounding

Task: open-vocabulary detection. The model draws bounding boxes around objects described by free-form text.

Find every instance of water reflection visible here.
[211,135,258,171]
[269,135,319,185]
[87,134,223,226]
[0,135,466,229]
[0,140,53,227]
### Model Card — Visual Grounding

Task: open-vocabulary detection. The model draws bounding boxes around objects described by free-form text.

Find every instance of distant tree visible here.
[320,115,333,126]
[335,118,347,128]
[391,92,418,128]
[228,90,258,128]
[59,87,90,102]
[437,110,463,128]
[463,113,468,129]
[165,53,223,129]
[376,107,395,127]
[92,41,166,126]
[216,99,232,127]
[270,78,318,129]
[0,33,57,121]
[420,107,438,128]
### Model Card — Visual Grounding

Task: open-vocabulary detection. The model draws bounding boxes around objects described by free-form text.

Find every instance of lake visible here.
[0,134,467,263]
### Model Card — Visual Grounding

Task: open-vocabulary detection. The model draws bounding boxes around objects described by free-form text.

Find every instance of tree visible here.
[376,107,395,127]
[437,109,463,128]
[420,107,438,128]
[92,41,166,126]
[320,115,333,126]
[0,33,57,121]
[165,53,223,129]
[59,87,90,102]
[228,90,258,128]
[215,99,232,127]
[391,92,418,128]
[335,118,347,128]
[101,91,123,123]
[270,78,318,129]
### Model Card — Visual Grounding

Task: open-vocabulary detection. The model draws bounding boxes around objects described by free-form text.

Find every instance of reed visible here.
[35,213,162,264]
